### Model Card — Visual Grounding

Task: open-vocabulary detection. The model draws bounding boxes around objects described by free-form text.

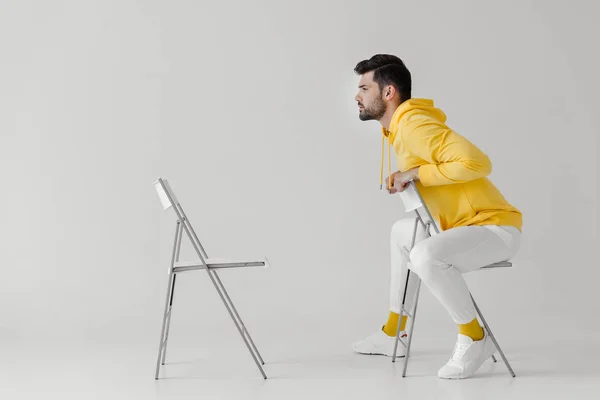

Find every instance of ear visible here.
[383,85,396,100]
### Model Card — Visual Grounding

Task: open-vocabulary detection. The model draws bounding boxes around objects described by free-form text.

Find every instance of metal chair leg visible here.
[155,221,181,380]
[392,269,411,362]
[393,218,420,362]
[392,307,405,362]
[212,271,265,365]
[402,279,422,377]
[155,273,175,380]
[160,274,177,365]
[204,268,267,379]
[160,222,183,366]
[471,294,515,377]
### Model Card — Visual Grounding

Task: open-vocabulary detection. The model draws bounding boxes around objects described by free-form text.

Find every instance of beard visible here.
[358,95,387,121]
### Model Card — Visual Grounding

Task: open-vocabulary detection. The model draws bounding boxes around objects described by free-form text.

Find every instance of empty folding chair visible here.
[391,181,516,378]
[153,177,270,379]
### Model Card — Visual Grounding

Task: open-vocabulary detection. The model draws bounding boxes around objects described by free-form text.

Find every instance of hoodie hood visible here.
[379,98,447,189]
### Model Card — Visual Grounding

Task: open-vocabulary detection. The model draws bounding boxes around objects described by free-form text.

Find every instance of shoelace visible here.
[450,342,471,361]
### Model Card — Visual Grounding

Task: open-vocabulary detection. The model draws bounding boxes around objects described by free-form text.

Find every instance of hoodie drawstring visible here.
[380,134,392,190]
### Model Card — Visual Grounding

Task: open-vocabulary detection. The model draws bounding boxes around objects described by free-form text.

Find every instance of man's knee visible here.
[391,218,417,239]
[392,218,417,232]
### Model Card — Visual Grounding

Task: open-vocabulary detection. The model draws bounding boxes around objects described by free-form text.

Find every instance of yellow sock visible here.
[382,312,408,337]
[458,318,484,341]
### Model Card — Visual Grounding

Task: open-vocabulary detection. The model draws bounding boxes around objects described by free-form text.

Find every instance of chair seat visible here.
[173,257,269,273]
[481,261,512,269]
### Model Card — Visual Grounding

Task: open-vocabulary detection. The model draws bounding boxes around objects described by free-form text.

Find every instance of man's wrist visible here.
[411,167,420,181]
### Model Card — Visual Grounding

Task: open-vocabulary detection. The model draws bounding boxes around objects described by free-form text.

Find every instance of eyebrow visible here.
[359,84,368,89]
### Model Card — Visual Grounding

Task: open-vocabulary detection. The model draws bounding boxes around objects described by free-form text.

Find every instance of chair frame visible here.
[390,181,516,378]
[153,178,269,379]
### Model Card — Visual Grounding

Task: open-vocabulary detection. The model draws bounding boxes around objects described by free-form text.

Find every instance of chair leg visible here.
[470,294,516,377]
[155,221,181,379]
[212,271,265,365]
[402,278,422,377]
[393,219,420,363]
[155,273,175,380]
[392,310,405,362]
[206,269,267,379]
[160,274,177,365]
[392,269,411,362]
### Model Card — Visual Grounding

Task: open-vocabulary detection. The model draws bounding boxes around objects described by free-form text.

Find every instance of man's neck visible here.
[379,101,402,131]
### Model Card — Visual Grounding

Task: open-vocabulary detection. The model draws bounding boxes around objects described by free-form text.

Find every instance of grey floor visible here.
[4,320,600,400]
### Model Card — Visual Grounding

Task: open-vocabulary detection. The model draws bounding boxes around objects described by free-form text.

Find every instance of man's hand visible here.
[385,168,420,194]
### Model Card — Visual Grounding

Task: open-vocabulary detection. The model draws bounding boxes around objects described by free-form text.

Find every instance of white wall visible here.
[1,0,597,345]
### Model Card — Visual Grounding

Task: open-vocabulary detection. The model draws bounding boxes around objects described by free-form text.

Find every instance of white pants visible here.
[390,219,521,324]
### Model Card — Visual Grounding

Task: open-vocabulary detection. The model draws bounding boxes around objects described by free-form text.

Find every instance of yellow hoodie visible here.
[381,98,522,232]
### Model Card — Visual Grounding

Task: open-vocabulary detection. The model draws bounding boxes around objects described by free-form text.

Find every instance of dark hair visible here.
[354,54,411,102]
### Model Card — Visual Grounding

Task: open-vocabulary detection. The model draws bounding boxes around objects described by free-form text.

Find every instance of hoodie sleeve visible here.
[401,115,492,186]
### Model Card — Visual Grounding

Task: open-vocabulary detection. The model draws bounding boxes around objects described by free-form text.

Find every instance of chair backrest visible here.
[398,181,425,212]
[154,179,171,210]
[153,177,209,260]
[399,181,441,235]
[154,178,180,211]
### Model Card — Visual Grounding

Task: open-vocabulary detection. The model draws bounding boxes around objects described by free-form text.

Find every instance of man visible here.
[351,54,522,379]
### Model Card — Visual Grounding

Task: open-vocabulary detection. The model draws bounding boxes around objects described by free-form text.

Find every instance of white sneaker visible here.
[437,331,496,379]
[352,328,408,357]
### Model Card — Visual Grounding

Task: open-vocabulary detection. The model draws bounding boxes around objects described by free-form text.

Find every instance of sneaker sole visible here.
[353,349,406,358]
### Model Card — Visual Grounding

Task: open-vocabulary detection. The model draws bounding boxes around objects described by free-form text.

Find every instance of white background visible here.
[1,1,597,398]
